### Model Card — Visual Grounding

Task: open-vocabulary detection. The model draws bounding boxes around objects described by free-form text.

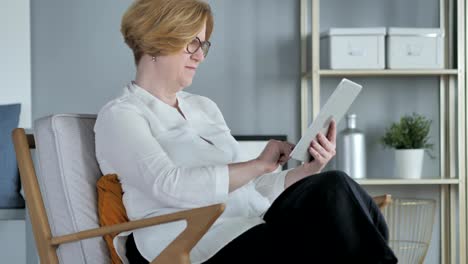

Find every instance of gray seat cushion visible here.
[0,103,25,208]
[34,114,110,263]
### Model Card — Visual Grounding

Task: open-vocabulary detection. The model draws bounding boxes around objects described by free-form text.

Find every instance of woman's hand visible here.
[303,120,337,174]
[228,139,294,192]
[256,140,295,174]
[284,120,337,188]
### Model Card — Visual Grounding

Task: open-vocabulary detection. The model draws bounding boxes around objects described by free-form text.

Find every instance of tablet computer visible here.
[290,78,362,162]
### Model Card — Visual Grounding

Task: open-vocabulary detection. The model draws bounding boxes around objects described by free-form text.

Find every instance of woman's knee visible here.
[308,170,351,187]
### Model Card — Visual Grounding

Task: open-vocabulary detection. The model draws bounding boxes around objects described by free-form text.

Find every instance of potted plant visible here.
[380,113,434,179]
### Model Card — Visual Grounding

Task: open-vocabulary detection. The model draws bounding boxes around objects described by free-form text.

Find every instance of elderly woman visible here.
[94,0,397,263]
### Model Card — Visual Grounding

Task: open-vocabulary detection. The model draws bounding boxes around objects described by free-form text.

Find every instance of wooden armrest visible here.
[373,194,392,210]
[51,203,224,264]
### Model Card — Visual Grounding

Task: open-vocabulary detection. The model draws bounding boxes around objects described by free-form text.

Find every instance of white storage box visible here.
[387,27,444,69]
[320,27,386,69]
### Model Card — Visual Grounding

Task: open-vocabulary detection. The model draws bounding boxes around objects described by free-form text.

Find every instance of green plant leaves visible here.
[380,113,434,152]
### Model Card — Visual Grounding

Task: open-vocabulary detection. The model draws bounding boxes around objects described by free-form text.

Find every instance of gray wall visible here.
[0,1,29,263]
[31,0,136,119]
[0,220,26,263]
[321,0,439,29]
[31,0,301,143]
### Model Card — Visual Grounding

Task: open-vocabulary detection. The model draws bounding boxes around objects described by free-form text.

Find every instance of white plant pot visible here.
[394,149,424,179]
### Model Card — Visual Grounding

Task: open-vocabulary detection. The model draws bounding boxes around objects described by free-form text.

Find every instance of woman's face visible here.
[156,24,207,90]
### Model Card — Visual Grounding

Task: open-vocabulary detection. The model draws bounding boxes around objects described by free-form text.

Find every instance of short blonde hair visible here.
[121,0,214,65]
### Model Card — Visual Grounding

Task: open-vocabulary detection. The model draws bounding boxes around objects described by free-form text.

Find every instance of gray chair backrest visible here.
[34,114,110,263]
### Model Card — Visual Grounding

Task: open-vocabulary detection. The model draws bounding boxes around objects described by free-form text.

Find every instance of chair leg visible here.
[373,194,392,210]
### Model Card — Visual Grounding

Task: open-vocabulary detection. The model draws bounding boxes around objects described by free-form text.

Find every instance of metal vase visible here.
[336,114,366,179]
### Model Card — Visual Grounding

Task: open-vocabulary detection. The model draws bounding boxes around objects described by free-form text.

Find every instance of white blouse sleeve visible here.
[95,104,229,208]
[252,168,293,203]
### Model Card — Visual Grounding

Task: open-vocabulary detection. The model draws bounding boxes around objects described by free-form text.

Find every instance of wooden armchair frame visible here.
[12,128,391,264]
[13,128,224,264]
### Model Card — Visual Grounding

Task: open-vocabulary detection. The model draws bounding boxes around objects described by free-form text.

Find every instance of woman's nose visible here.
[191,48,205,62]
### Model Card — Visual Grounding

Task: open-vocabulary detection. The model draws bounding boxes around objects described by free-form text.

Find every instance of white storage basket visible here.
[387,27,444,69]
[320,27,386,69]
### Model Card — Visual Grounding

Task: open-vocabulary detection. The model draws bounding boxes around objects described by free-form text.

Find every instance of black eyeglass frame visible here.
[186,37,211,57]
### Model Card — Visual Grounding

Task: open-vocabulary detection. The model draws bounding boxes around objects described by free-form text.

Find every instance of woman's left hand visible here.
[303,120,337,174]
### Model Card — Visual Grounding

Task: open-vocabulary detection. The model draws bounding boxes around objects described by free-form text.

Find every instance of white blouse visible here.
[94,82,291,263]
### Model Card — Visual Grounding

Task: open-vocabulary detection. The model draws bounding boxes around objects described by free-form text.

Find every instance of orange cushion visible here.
[96,174,129,264]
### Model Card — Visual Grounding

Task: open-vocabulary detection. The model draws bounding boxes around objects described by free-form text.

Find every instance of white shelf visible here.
[355,178,460,185]
[0,209,25,220]
[302,69,459,78]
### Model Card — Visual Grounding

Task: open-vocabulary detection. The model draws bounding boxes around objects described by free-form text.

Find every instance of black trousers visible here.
[126,170,398,264]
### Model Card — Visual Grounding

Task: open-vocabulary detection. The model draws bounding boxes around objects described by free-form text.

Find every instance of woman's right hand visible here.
[256,140,295,173]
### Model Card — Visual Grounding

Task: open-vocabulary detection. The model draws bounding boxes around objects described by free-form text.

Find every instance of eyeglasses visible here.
[186,37,211,57]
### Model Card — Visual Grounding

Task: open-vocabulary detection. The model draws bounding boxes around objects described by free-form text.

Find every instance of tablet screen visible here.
[290,78,362,162]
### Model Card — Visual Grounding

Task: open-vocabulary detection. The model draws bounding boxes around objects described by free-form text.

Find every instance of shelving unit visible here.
[300,0,466,263]
[303,69,459,77]
[0,209,25,221]
[356,178,460,186]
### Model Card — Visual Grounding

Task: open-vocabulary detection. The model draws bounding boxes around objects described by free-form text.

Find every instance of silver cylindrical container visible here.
[336,114,366,179]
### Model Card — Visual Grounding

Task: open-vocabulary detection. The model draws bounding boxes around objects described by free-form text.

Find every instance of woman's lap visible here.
[126,170,397,264]
[204,170,397,264]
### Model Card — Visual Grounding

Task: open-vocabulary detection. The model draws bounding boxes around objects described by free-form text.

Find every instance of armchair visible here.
[12,114,391,264]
